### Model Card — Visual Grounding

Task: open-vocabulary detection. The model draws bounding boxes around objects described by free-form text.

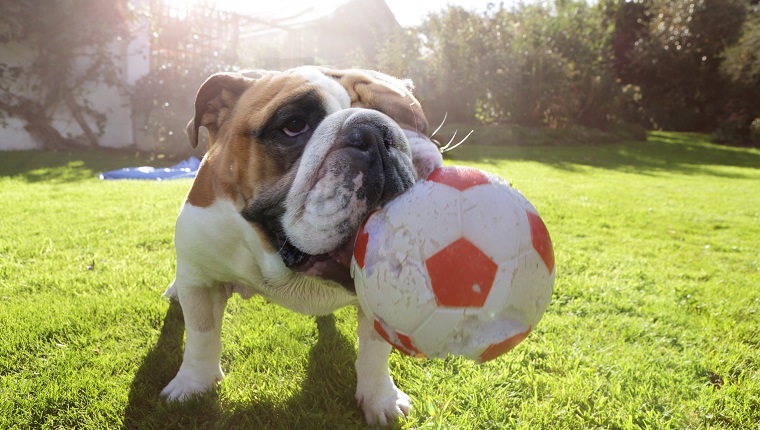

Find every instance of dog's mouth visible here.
[267,220,357,292]
[239,195,358,292]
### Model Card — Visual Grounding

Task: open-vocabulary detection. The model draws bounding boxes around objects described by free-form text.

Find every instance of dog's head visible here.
[185,66,439,288]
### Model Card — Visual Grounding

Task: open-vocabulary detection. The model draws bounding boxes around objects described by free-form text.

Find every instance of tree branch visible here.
[64,94,98,148]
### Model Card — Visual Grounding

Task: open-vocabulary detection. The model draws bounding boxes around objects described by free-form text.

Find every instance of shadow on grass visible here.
[0,150,175,183]
[7,132,755,185]
[445,132,760,177]
[124,302,365,429]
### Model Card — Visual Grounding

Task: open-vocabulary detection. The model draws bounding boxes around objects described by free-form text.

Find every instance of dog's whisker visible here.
[430,112,447,138]
[440,129,473,153]
[439,130,457,152]
[276,230,289,253]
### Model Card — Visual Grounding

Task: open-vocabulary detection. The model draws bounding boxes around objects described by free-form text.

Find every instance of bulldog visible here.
[160,66,443,426]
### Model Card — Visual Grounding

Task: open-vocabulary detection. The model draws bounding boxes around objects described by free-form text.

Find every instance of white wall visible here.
[0,0,151,151]
[0,118,40,150]
[0,41,40,150]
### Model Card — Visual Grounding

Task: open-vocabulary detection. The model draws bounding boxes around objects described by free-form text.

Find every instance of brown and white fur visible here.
[161,66,443,426]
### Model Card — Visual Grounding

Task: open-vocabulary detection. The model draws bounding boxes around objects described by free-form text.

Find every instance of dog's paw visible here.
[161,365,224,401]
[356,378,412,427]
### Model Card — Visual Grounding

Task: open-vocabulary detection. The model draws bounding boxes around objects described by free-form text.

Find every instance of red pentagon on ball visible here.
[373,320,405,352]
[425,237,498,307]
[478,326,532,363]
[426,166,492,191]
[353,228,370,270]
[354,209,381,270]
[396,332,426,358]
[374,319,425,357]
[527,211,554,273]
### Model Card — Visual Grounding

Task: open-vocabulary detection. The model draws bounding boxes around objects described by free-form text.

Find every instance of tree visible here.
[0,1,130,150]
[409,1,626,129]
[375,27,425,80]
[720,6,760,142]
[130,1,238,158]
[489,1,620,128]
[418,6,495,123]
[722,9,760,86]
[611,0,747,131]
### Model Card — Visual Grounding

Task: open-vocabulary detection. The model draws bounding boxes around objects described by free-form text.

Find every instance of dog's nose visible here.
[342,122,393,152]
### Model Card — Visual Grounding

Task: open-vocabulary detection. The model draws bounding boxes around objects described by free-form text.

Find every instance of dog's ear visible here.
[185,118,196,148]
[189,72,255,149]
[320,68,429,136]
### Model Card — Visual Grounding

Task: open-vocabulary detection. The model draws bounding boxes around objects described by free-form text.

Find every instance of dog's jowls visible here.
[160,66,443,427]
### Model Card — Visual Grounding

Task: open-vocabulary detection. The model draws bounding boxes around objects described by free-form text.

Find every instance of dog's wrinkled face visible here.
[185,67,428,289]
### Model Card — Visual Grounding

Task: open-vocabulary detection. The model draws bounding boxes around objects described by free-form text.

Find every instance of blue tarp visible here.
[99,157,200,180]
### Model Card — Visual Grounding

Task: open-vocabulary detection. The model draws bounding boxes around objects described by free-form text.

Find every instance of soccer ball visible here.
[351,166,555,363]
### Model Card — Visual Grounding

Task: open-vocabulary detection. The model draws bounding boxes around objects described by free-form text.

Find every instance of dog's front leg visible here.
[162,282,228,401]
[355,307,412,427]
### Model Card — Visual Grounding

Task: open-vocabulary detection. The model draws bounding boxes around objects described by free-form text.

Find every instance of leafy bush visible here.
[751,118,760,144]
[713,116,760,146]
[608,121,648,142]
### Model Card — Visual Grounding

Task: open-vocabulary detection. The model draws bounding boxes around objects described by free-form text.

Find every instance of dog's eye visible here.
[283,117,309,137]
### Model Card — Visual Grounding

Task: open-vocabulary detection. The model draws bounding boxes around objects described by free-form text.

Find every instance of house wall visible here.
[0,0,150,152]
[1,118,40,150]
[0,39,140,151]
[0,42,42,150]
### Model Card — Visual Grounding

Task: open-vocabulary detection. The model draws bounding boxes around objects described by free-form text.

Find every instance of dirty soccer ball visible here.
[351,166,555,362]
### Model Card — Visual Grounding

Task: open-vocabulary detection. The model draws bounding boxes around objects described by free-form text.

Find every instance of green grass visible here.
[1,131,758,429]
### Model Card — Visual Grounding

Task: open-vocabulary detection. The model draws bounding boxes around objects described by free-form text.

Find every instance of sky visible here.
[212,0,522,27]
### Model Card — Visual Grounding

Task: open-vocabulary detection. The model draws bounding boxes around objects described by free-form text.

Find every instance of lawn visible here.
[0,132,758,429]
